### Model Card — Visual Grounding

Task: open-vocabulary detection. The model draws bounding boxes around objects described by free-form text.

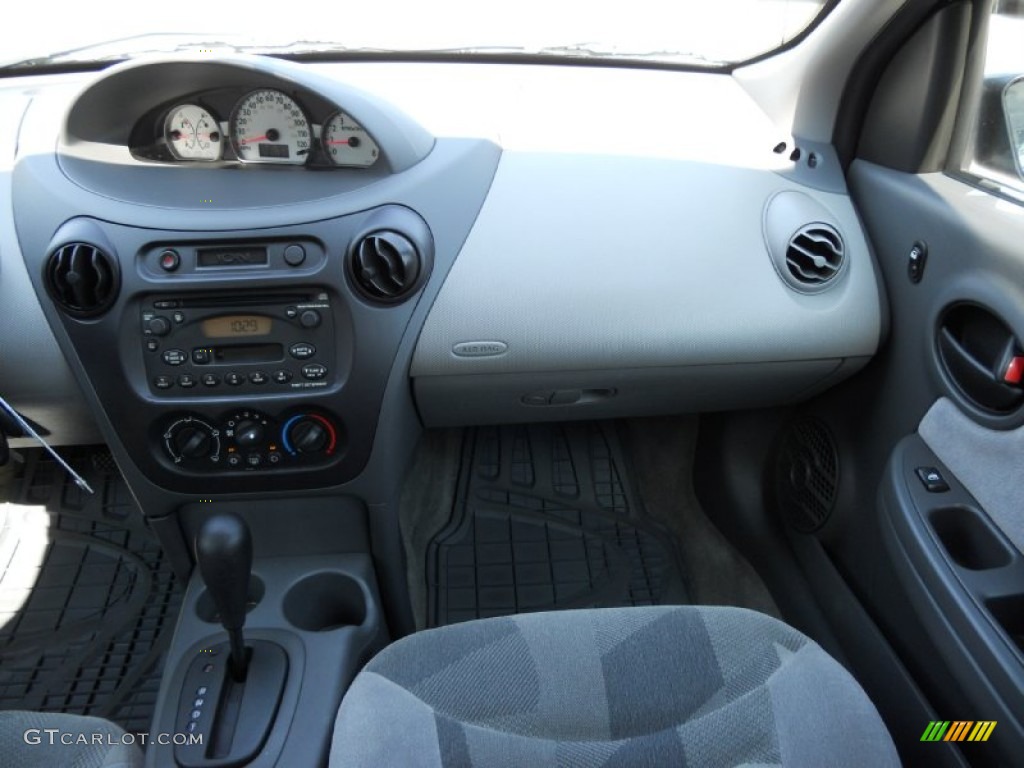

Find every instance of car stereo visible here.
[140,289,335,396]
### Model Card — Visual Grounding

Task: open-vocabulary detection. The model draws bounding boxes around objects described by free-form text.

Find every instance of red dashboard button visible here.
[1004,356,1024,385]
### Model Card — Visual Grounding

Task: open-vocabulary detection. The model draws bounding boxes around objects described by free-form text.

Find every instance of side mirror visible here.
[1004,76,1024,180]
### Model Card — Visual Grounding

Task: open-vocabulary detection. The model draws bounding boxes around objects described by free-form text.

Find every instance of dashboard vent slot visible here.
[784,225,845,290]
[45,243,119,316]
[351,231,421,302]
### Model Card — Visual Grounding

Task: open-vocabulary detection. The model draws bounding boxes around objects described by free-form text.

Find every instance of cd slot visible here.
[210,343,284,365]
[177,293,311,309]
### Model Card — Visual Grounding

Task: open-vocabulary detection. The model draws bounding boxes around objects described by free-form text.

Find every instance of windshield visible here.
[0,0,830,70]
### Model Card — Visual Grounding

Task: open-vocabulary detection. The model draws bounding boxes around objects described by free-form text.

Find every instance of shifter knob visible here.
[195,513,252,631]
[195,514,252,680]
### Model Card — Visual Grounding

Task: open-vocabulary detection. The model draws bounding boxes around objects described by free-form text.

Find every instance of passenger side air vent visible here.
[44,242,120,317]
[763,191,848,295]
[350,231,422,302]
[784,224,845,290]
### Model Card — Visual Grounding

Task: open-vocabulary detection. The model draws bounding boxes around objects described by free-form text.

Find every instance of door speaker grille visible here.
[775,417,838,532]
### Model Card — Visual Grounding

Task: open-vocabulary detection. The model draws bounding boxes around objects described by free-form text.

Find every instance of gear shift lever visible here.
[195,514,252,681]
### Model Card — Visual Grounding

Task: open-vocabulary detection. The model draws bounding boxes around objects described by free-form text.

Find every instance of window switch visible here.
[915,467,949,493]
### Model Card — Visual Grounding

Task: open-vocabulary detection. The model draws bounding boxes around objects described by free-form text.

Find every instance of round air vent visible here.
[783,224,845,292]
[774,417,838,533]
[350,231,421,303]
[45,242,119,316]
[764,191,848,295]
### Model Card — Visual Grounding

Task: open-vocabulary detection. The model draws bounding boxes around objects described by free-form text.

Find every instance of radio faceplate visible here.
[141,289,338,396]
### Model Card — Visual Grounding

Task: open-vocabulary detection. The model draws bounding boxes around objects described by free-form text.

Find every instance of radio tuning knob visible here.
[299,310,321,329]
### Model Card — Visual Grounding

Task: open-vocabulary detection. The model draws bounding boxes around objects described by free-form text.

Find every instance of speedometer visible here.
[230,89,311,165]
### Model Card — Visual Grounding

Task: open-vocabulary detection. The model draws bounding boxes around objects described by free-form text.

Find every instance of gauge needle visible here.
[327,138,352,145]
[238,135,268,144]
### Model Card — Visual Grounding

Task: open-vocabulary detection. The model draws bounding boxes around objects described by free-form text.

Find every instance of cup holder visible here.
[283,572,366,632]
[196,575,266,623]
[929,507,1013,571]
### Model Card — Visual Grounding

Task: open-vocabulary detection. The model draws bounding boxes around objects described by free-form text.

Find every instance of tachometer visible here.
[322,111,379,168]
[165,104,222,161]
[230,89,311,165]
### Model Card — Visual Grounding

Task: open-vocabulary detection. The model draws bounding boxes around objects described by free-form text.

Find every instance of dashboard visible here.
[0,54,883,504]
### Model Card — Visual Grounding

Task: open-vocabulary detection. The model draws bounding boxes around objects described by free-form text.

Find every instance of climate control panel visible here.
[161,409,339,471]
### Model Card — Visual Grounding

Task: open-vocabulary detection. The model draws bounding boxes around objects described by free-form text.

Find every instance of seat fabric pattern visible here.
[331,606,900,767]
[0,710,143,768]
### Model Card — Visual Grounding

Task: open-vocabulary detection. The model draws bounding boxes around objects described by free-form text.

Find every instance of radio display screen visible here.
[196,246,268,268]
[202,315,273,339]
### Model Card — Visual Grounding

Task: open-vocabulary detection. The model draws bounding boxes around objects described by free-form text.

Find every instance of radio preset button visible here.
[290,343,316,360]
[273,370,293,384]
[146,339,160,352]
[225,372,244,386]
[284,244,306,266]
[201,373,220,387]
[154,375,173,390]
[249,371,268,385]
[147,317,171,337]
[178,374,197,388]
[302,363,328,380]
[299,310,321,329]
[192,348,211,365]
[163,349,187,366]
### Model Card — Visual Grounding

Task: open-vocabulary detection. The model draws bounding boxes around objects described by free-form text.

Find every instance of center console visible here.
[32,205,433,495]
[11,54,503,768]
[146,502,387,768]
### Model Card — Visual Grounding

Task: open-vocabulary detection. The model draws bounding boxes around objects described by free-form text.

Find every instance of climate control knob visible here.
[164,417,220,464]
[282,414,337,456]
[234,420,265,448]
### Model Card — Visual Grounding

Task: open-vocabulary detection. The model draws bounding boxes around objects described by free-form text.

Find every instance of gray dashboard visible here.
[0,54,883,496]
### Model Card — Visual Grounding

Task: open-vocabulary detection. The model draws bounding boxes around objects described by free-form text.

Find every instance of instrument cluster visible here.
[132,86,380,168]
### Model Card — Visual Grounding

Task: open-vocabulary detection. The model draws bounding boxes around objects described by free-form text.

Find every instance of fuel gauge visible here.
[322,111,379,167]
[165,104,222,161]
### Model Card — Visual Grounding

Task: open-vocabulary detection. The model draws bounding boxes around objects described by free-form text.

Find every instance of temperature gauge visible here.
[165,104,222,161]
[322,111,379,168]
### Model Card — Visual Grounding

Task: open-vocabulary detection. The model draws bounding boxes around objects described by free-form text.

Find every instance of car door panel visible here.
[845,157,1024,764]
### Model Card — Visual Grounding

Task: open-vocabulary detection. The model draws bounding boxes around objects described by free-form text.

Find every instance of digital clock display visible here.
[201,315,273,338]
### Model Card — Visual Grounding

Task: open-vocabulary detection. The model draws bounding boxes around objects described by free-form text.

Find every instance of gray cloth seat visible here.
[332,606,900,767]
[0,711,143,768]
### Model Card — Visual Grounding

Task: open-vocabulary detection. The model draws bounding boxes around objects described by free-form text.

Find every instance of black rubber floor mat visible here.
[427,423,688,626]
[0,449,182,735]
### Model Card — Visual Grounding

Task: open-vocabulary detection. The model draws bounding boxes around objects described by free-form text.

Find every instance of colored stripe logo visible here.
[921,721,996,742]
